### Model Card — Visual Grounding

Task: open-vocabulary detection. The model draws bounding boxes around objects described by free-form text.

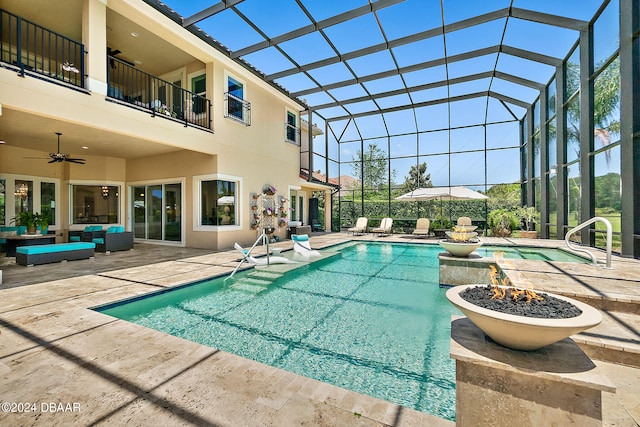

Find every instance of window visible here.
[286,110,300,144]
[225,75,251,125]
[71,184,120,224]
[0,179,4,224]
[198,177,239,227]
[41,182,56,226]
[191,74,206,114]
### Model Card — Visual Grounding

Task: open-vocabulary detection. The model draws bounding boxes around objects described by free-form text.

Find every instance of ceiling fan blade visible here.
[65,158,86,164]
[48,159,58,163]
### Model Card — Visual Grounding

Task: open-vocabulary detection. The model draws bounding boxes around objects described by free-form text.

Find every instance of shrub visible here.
[488,209,519,236]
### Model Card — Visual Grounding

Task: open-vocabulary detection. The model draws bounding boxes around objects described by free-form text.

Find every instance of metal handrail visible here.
[285,123,301,145]
[225,232,269,281]
[224,92,251,125]
[564,217,612,268]
[107,56,211,129]
[0,8,85,88]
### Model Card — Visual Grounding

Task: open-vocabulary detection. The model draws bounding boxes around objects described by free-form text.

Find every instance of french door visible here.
[132,183,182,242]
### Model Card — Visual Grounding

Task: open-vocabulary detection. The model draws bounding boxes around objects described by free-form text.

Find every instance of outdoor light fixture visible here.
[101,186,110,199]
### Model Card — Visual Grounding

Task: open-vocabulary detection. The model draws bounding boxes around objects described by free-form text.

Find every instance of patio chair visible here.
[347,217,368,235]
[457,217,472,226]
[292,234,321,258]
[456,216,477,232]
[412,218,430,238]
[311,218,323,232]
[372,218,393,236]
[234,243,296,265]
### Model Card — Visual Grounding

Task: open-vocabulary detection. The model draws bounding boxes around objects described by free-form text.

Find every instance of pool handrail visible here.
[564,217,612,269]
[225,232,269,281]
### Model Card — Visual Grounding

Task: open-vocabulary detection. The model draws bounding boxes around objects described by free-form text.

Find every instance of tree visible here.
[486,183,520,211]
[351,144,395,191]
[566,57,620,164]
[401,162,432,193]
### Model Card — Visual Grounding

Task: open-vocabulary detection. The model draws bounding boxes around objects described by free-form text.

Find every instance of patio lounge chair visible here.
[234,243,296,265]
[347,217,368,235]
[292,234,321,258]
[457,217,472,226]
[456,216,477,232]
[372,218,393,236]
[412,218,430,238]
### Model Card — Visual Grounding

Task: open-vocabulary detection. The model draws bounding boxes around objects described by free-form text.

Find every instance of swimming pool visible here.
[97,242,460,421]
[474,245,589,262]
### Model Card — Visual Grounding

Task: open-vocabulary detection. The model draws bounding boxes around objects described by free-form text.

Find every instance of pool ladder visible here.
[564,217,612,269]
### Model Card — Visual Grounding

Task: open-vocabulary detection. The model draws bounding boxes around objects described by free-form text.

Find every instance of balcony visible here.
[224,92,251,126]
[0,8,85,89]
[285,123,301,146]
[107,56,211,130]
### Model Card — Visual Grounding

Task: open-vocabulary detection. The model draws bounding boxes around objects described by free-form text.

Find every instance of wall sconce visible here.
[101,186,110,199]
[14,183,29,200]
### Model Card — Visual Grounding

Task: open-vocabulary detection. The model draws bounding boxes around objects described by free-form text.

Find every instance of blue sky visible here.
[159,0,616,186]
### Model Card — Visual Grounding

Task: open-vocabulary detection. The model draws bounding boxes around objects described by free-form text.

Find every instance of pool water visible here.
[475,245,589,262]
[98,242,460,421]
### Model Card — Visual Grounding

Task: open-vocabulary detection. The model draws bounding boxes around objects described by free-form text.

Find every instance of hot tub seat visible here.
[16,242,95,266]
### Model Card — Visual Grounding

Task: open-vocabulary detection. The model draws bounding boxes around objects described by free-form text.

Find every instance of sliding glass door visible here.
[132,183,182,243]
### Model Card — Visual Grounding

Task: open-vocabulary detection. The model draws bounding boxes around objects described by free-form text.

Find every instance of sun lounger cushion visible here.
[16,242,95,266]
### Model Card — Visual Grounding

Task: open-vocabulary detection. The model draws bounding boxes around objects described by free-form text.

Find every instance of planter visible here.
[519,230,538,239]
[446,284,602,351]
[439,239,482,257]
[492,227,512,237]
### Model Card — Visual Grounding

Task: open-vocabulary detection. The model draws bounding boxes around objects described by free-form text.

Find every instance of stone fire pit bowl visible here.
[438,239,482,257]
[446,284,603,351]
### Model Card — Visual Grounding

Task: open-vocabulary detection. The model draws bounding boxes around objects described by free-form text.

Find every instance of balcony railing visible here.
[285,123,301,145]
[224,92,251,126]
[0,8,85,88]
[107,56,211,129]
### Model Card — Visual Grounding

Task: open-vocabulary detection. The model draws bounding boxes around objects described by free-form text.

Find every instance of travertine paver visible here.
[0,233,638,426]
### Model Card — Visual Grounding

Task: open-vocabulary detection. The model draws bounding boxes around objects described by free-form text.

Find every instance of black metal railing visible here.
[224,92,251,126]
[285,123,301,145]
[107,56,211,129]
[0,9,85,88]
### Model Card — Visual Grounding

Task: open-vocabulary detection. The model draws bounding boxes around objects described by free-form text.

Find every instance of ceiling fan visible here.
[107,47,135,69]
[45,132,86,164]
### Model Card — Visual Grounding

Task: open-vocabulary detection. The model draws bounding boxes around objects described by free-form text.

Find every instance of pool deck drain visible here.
[0,233,639,426]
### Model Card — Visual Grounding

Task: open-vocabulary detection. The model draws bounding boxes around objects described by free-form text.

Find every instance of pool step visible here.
[229,269,285,293]
[249,270,285,280]
[574,309,640,368]
[230,282,269,293]
[565,293,640,315]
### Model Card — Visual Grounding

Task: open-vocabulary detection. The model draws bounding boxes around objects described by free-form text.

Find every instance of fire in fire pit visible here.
[459,265,583,319]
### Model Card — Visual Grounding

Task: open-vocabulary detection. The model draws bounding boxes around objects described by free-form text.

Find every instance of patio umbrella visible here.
[217,195,235,205]
[395,186,488,218]
[395,186,488,202]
